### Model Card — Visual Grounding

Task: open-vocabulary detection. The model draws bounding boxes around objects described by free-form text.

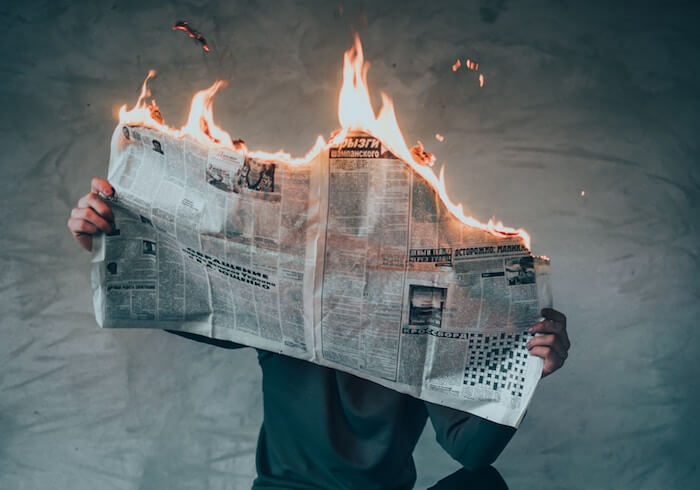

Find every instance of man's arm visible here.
[166,330,246,350]
[426,308,569,470]
[425,402,516,471]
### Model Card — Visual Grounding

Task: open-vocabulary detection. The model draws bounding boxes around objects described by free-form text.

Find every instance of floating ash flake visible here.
[172,21,210,52]
[452,59,461,72]
[435,133,445,142]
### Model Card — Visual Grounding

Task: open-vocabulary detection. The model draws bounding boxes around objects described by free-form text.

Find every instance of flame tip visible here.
[118,37,532,252]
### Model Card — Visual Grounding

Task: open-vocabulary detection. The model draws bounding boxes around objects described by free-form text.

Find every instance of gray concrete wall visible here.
[1,1,697,488]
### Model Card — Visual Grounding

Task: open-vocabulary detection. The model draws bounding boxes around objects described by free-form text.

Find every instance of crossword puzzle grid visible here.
[464,331,533,398]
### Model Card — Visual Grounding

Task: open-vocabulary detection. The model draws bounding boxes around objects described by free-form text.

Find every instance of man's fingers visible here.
[530,320,571,350]
[527,334,568,360]
[90,178,114,198]
[72,232,93,252]
[528,345,565,377]
[70,207,112,233]
[543,355,565,377]
[541,308,566,326]
[529,319,562,335]
[531,316,570,351]
[77,192,114,222]
[68,178,113,253]
[529,309,570,377]
[67,217,98,236]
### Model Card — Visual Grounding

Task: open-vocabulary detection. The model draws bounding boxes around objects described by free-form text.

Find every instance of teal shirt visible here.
[170,331,516,489]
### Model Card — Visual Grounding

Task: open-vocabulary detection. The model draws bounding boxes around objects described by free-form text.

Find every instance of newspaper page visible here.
[92,124,551,428]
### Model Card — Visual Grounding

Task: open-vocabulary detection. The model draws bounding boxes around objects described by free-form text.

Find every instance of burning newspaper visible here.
[92,36,551,427]
[93,126,550,427]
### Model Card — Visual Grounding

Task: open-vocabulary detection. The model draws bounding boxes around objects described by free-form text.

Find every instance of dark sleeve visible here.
[425,402,517,471]
[165,330,247,350]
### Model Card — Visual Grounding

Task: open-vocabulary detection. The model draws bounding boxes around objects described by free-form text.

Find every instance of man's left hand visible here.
[526,308,570,377]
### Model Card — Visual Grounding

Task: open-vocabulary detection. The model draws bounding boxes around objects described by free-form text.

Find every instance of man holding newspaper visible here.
[68,177,569,489]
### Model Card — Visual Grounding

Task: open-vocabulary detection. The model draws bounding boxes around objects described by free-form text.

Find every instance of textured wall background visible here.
[1,1,698,488]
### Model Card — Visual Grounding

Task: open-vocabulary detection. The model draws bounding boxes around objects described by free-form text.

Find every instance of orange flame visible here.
[117,35,530,249]
[118,70,168,131]
[181,81,232,147]
[118,72,239,149]
[464,59,479,71]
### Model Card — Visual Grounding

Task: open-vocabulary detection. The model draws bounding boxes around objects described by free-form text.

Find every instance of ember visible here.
[172,21,210,52]
[147,101,163,124]
[410,141,435,166]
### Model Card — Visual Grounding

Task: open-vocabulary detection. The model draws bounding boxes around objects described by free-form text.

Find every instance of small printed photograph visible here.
[142,240,156,256]
[151,139,164,155]
[106,262,118,275]
[235,156,277,194]
[206,159,242,193]
[505,256,535,286]
[408,285,447,328]
[207,156,280,200]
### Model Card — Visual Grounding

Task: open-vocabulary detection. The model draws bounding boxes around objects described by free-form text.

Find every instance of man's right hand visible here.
[67,178,114,252]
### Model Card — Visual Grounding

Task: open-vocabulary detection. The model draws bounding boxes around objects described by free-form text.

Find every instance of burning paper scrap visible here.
[453,57,484,86]
[454,58,479,72]
[172,21,210,52]
[410,141,435,166]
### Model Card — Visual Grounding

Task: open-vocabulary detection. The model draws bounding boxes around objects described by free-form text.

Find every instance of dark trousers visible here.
[427,466,508,490]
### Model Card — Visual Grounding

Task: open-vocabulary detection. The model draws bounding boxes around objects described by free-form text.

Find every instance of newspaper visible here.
[92,125,552,428]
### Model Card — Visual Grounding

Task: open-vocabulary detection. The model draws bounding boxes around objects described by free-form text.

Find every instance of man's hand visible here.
[67,178,114,252]
[527,308,570,377]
